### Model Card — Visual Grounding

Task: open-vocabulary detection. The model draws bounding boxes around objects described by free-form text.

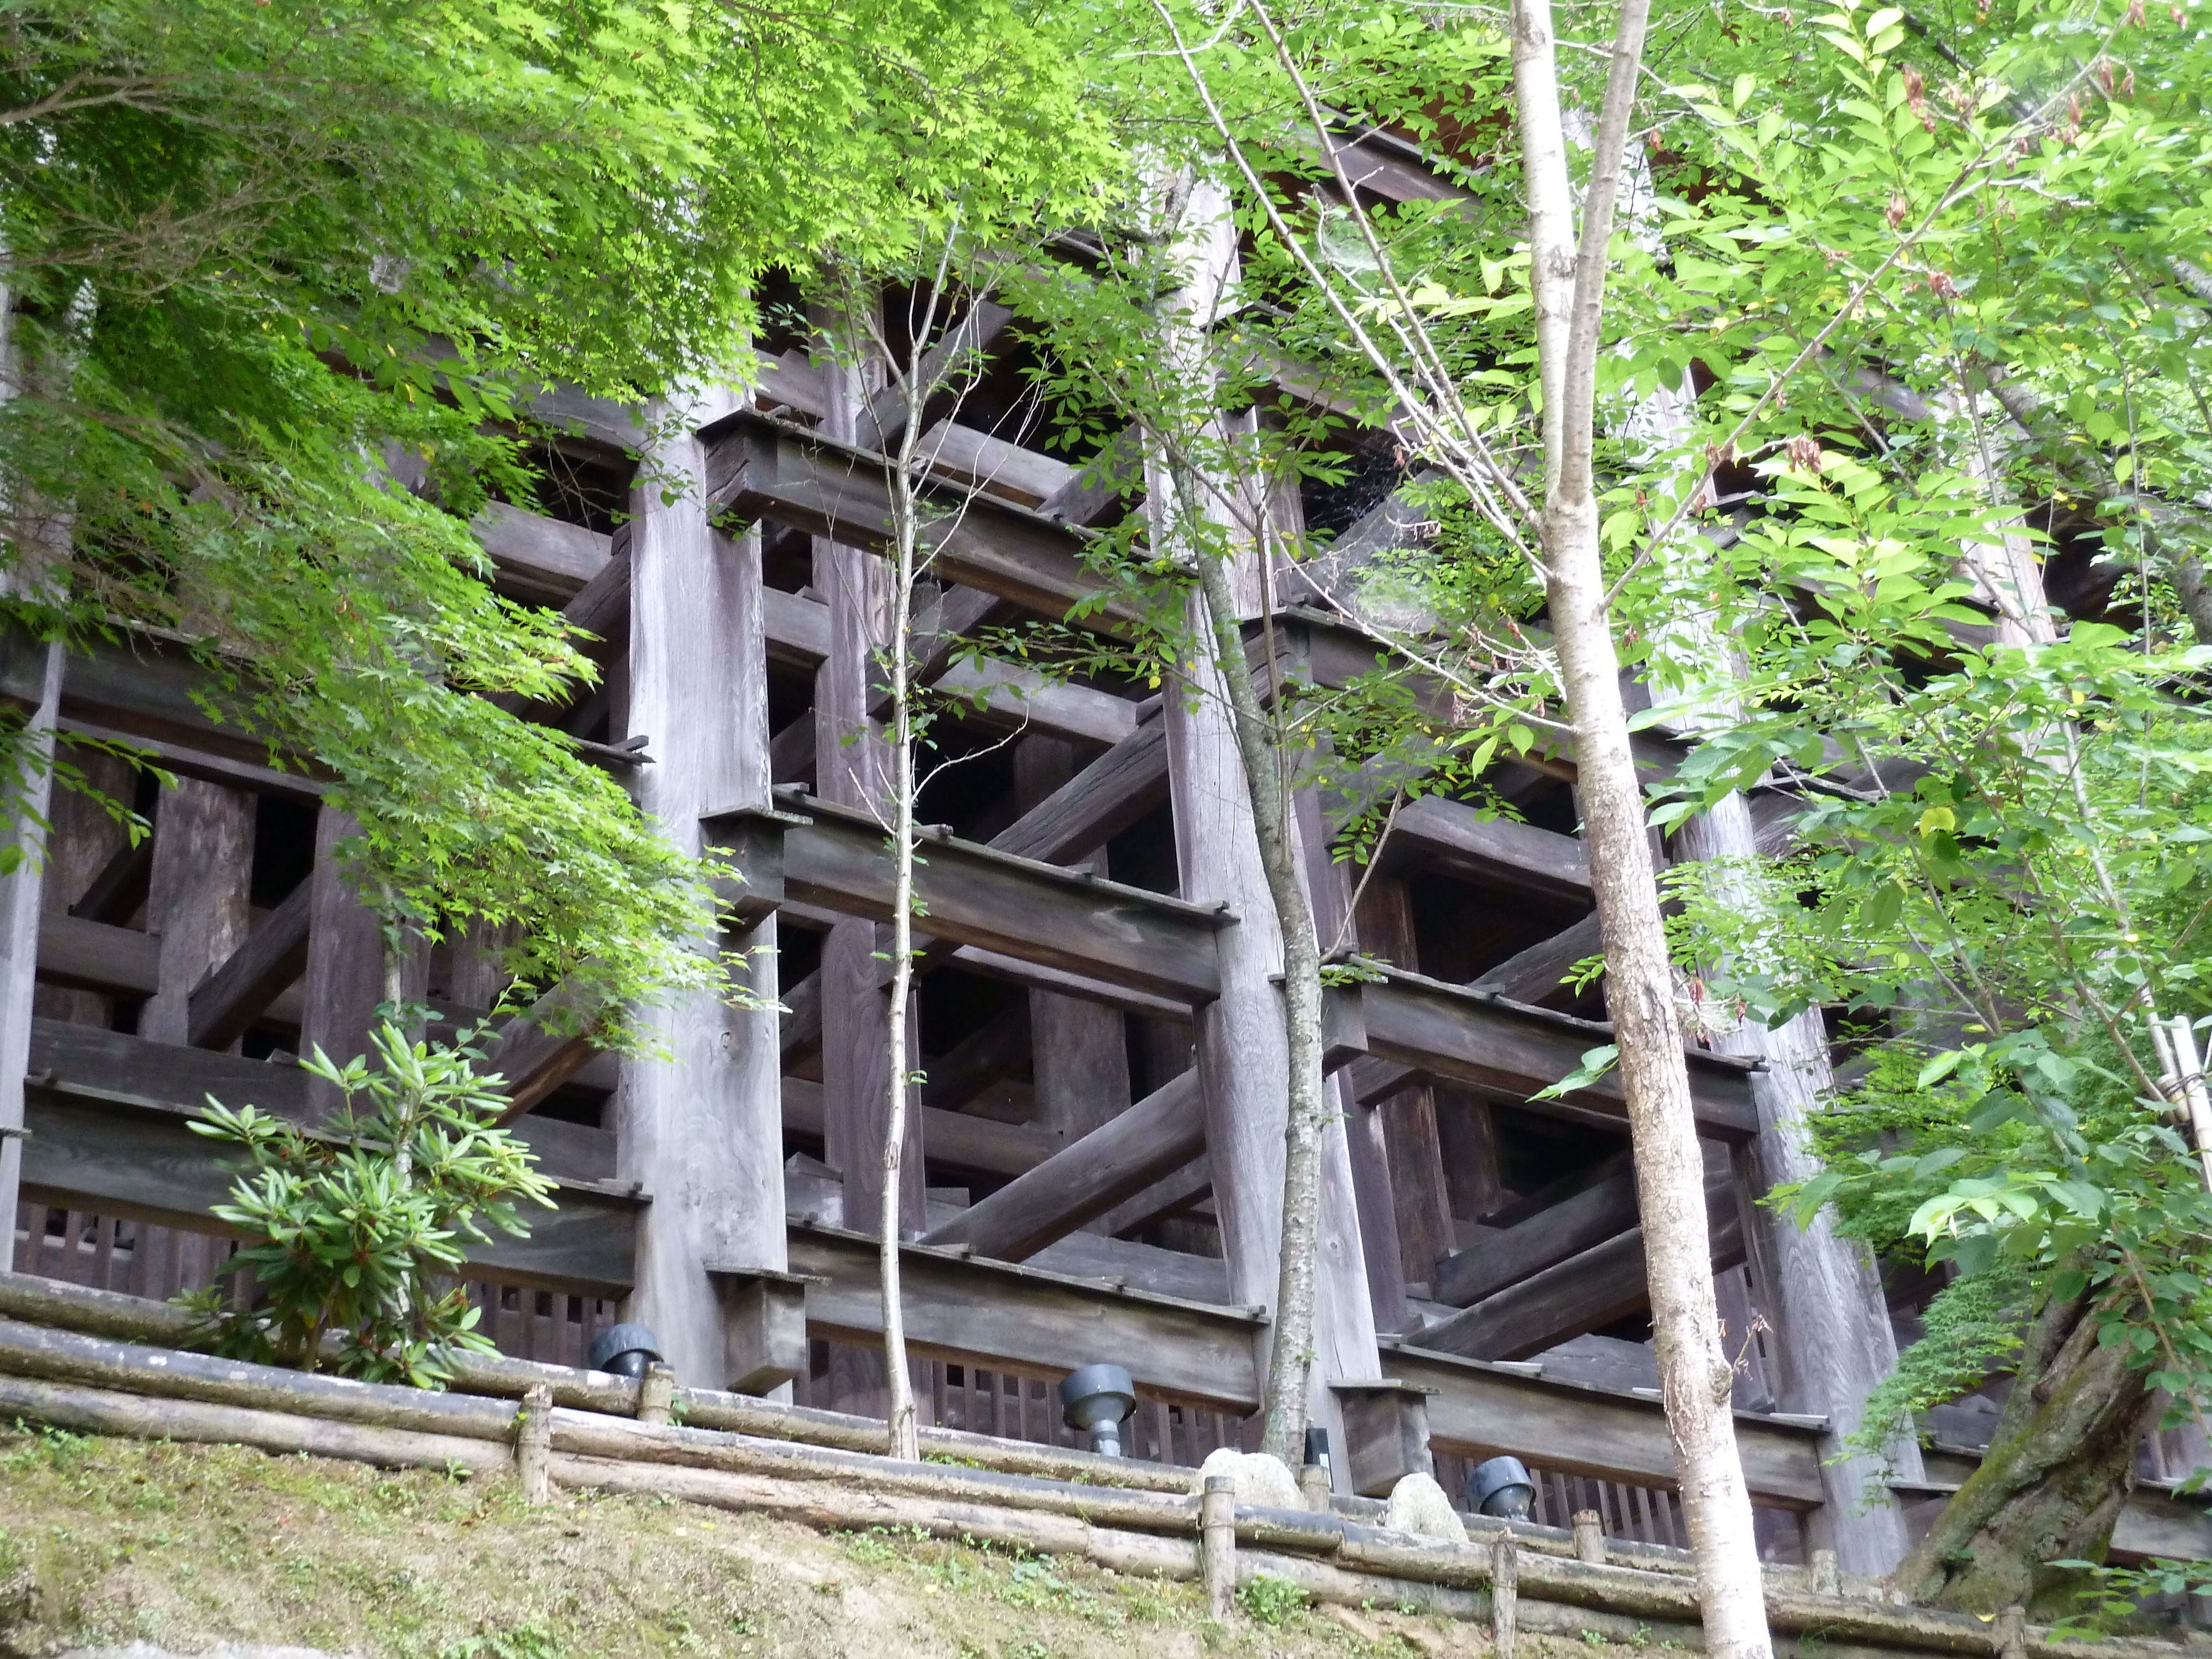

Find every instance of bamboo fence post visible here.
[517,1384,552,1505]
[1493,1534,1520,1659]
[1573,1510,1607,1564]
[638,1361,676,1427]
[1201,1474,1237,1621]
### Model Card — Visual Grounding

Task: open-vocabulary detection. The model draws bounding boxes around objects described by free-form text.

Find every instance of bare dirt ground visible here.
[0,1420,1670,1659]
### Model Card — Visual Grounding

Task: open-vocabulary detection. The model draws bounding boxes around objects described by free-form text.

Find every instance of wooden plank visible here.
[929,658,1139,749]
[705,790,1227,1005]
[1,642,61,1250]
[700,411,1149,632]
[35,916,160,996]
[66,836,153,925]
[141,778,255,1044]
[782,1076,1059,1178]
[921,1071,1205,1260]
[1430,1152,1637,1306]
[620,405,789,1378]
[988,719,1170,864]
[482,978,606,1120]
[1383,1339,1827,1507]
[911,419,1075,507]
[1376,794,1589,904]
[1320,132,1472,204]
[187,879,312,1050]
[16,1025,640,1291]
[1472,912,1604,1004]
[471,502,613,599]
[786,1222,1262,1408]
[1349,963,1761,1140]
[299,806,387,1113]
[761,586,832,669]
[1416,1169,1743,1361]
[941,947,1194,1022]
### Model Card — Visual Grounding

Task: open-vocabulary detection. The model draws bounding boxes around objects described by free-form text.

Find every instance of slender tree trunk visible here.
[1898,1278,2153,1617]
[1188,549,1329,1465]
[1510,0,1773,1647]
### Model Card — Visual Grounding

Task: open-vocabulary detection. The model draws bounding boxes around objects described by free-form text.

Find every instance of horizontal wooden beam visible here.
[1383,1338,1826,1507]
[1377,795,1589,904]
[921,1071,1204,1261]
[483,978,607,1121]
[787,1222,1261,1410]
[781,1076,1058,1179]
[35,916,159,997]
[1415,1169,1744,1361]
[706,790,1227,1004]
[988,718,1170,865]
[700,410,1151,632]
[1345,962,1760,1140]
[1472,912,1604,1005]
[188,879,312,1050]
[471,501,612,603]
[1430,1152,1637,1307]
[19,1022,639,1293]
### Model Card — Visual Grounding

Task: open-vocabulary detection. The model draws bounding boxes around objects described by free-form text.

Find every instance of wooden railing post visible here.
[1200,1473,1237,1620]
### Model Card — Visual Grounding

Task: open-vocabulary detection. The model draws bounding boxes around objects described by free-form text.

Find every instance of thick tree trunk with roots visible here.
[1899,1282,2153,1618]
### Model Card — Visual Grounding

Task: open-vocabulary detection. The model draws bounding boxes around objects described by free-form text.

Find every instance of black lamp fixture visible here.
[587,1322,665,1380]
[1057,1363,1137,1457]
[1468,1454,1536,1519]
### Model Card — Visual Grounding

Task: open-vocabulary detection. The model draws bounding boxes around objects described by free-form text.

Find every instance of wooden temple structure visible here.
[3,137,2208,1582]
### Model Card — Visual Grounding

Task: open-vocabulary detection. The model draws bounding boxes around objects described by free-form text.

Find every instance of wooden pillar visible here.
[139,779,255,1044]
[1016,737,1130,1157]
[1676,792,1922,1572]
[618,387,789,1386]
[299,805,388,1113]
[812,319,923,1240]
[1353,878,1458,1292]
[1294,787,1409,1332]
[32,745,135,1028]
[0,641,61,1252]
[1147,175,1380,1454]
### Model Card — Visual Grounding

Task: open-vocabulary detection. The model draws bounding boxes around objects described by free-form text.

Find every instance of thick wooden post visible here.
[618,387,789,1385]
[139,779,255,1044]
[1016,737,1130,1157]
[301,806,384,1067]
[1353,879,1459,1295]
[1676,793,1922,1573]
[0,641,60,1251]
[812,325,922,1240]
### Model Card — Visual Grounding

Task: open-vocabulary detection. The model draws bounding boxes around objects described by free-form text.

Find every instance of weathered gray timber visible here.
[786,1222,1265,1409]
[619,392,789,1383]
[33,915,159,995]
[0,641,60,1251]
[299,804,389,1115]
[856,304,1016,452]
[1382,1339,1828,1508]
[706,790,1229,1004]
[14,1063,639,1292]
[1414,1168,1744,1360]
[1344,963,1761,1139]
[700,409,1151,631]
[471,500,612,603]
[1370,794,1590,904]
[1472,912,1604,1004]
[920,1071,1204,1260]
[140,779,256,1044]
[780,1074,1057,1178]
[989,717,1171,864]
[477,978,603,1121]
[188,880,311,1049]
[1431,1152,1638,1306]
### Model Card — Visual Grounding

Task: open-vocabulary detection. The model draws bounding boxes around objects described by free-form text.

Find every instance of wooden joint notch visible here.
[705,1265,827,1396]
[1328,1378,1438,1499]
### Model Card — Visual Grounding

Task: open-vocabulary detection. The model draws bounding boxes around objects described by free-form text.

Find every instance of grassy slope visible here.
[0,1420,1660,1659]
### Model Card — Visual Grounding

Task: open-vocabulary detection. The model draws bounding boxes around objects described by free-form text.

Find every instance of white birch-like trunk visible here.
[1510,0,1775,1646]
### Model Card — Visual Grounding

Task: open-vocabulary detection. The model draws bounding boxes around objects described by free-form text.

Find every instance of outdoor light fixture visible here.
[1469,1454,1536,1519]
[1057,1363,1137,1457]
[587,1322,665,1380]
[1303,1425,1332,1478]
